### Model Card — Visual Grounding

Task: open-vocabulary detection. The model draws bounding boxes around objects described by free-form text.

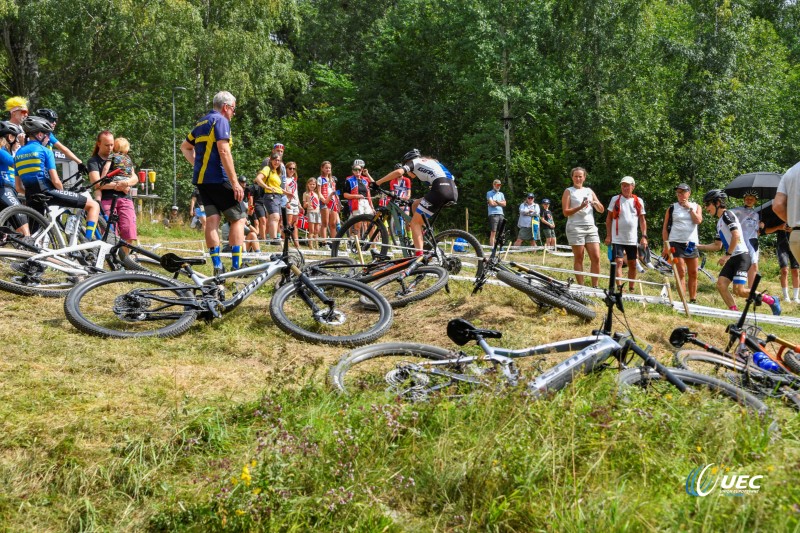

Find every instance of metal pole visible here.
[172,86,187,206]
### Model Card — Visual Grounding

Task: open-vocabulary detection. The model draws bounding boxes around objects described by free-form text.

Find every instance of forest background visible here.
[2,0,799,238]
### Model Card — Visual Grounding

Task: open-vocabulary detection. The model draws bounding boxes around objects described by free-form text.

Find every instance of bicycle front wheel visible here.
[330,214,389,258]
[496,269,596,321]
[329,342,478,398]
[0,248,77,297]
[270,276,393,346]
[0,205,64,250]
[617,367,772,415]
[64,271,198,338]
[365,265,449,309]
[431,229,485,279]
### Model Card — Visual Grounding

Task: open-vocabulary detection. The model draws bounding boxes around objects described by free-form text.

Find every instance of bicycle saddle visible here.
[447,318,501,346]
[159,252,207,273]
[669,326,695,348]
[369,249,392,262]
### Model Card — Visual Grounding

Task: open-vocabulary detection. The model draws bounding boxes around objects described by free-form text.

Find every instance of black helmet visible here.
[22,116,54,135]
[36,108,58,123]
[702,189,727,205]
[401,148,421,163]
[0,120,23,138]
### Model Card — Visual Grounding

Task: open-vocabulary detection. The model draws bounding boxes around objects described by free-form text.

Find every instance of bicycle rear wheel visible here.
[784,350,800,375]
[673,349,770,378]
[64,271,198,338]
[365,265,449,309]
[0,248,77,297]
[329,342,481,398]
[330,214,389,259]
[496,269,595,321]
[269,276,393,346]
[431,229,485,279]
[617,367,772,415]
[0,205,64,250]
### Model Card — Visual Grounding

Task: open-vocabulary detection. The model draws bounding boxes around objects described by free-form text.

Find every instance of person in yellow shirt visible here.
[254,152,285,242]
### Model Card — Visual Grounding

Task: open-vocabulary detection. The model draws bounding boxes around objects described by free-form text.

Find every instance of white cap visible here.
[620,176,635,185]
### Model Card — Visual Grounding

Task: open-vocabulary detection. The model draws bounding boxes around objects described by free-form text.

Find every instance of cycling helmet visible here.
[238,175,247,184]
[702,189,727,205]
[36,108,58,123]
[22,115,54,135]
[541,198,551,204]
[743,189,759,199]
[0,120,23,138]
[352,159,365,169]
[401,148,421,163]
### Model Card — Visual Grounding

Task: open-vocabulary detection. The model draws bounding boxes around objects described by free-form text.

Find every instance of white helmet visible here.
[352,159,365,169]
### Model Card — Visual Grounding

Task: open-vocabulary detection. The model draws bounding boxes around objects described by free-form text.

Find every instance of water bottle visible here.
[685,241,696,254]
[752,351,781,373]
[64,214,80,235]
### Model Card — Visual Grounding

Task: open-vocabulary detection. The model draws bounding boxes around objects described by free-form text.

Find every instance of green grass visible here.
[1,227,799,531]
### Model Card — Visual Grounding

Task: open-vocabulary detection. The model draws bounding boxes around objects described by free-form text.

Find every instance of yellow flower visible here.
[251,459,257,467]
[252,488,262,495]
[241,465,252,486]
[696,446,702,452]
[236,509,246,516]
[767,465,775,472]
[231,477,238,485]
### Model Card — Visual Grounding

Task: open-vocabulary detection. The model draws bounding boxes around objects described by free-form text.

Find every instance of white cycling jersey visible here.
[402,157,453,185]
[716,210,748,256]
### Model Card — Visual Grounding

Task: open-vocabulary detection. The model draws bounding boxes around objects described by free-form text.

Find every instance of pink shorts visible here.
[101,197,138,241]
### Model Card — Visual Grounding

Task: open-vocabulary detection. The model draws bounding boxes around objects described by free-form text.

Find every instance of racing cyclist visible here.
[0,120,30,235]
[14,116,101,240]
[697,189,780,315]
[374,149,457,256]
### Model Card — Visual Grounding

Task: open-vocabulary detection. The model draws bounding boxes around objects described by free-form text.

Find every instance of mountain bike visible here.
[63,209,393,346]
[638,245,715,283]
[329,266,769,416]
[330,183,484,280]
[473,217,595,321]
[303,248,448,309]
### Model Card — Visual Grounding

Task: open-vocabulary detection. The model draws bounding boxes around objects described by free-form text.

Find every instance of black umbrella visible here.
[724,172,782,200]
[754,200,785,230]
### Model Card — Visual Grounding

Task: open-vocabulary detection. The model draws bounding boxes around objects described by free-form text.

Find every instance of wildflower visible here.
[696,446,702,452]
[252,488,262,495]
[241,465,252,486]
[236,509,246,516]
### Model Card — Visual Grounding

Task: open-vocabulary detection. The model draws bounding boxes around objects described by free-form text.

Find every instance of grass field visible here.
[0,224,799,531]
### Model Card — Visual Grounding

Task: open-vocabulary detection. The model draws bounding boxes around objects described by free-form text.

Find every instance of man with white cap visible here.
[605,176,647,291]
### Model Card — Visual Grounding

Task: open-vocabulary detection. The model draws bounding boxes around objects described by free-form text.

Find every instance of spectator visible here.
[730,190,761,287]
[513,193,539,247]
[180,90,245,275]
[318,159,337,245]
[303,177,321,248]
[604,176,647,291]
[540,198,556,249]
[164,205,180,227]
[284,161,301,247]
[661,183,702,303]
[254,153,284,242]
[189,186,206,230]
[562,167,604,288]
[343,160,374,235]
[774,160,800,281]
[697,189,780,315]
[486,179,506,247]
[100,136,139,248]
[764,222,800,303]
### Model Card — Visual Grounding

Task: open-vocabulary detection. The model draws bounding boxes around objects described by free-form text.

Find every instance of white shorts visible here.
[352,198,374,216]
[307,210,321,224]
[286,203,299,216]
[566,223,600,246]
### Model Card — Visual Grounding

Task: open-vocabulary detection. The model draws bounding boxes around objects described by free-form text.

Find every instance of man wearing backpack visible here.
[605,176,647,291]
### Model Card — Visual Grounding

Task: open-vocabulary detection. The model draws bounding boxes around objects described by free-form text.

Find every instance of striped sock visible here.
[232,245,242,270]
[84,220,97,240]
[209,246,222,268]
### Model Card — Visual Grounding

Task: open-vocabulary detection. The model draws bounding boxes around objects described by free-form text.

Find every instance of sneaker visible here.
[213,264,226,277]
[784,295,792,303]
[689,299,697,304]
[767,295,782,316]
[795,298,800,304]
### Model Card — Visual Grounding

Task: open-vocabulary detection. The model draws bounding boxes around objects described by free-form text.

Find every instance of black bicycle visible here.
[330,183,484,280]
[473,217,595,321]
[63,210,393,346]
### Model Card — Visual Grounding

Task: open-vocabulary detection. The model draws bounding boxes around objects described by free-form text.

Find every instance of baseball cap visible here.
[273,143,285,150]
[526,193,535,199]
[171,205,178,211]
[620,176,635,185]
[675,183,691,191]
[541,198,551,204]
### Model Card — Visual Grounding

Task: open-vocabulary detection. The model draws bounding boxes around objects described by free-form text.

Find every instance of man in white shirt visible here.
[774,161,800,262]
[604,176,647,291]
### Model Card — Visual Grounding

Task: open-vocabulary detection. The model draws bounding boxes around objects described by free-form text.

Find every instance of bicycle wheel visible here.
[270,276,393,346]
[431,229,485,279]
[329,342,479,398]
[617,367,772,415]
[303,257,358,277]
[496,269,596,321]
[673,349,770,378]
[784,350,800,375]
[64,271,198,338]
[0,205,64,250]
[0,248,77,297]
[330,214,389,258]
[364,265,449,309]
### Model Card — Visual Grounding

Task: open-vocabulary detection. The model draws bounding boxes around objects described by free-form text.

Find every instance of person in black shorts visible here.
[765,222,800,303]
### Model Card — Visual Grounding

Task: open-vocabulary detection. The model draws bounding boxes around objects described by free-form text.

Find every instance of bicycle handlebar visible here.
[370,182,412,207]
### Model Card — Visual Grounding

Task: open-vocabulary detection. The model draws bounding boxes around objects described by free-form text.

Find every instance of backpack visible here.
[611,194,643,234]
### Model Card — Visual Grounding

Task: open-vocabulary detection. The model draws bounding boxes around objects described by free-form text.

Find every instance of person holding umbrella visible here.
[730,190,762,287]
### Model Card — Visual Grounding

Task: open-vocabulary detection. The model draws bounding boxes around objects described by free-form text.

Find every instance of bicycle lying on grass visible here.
[669,274,800,409]
[473,217,596,321]
[330,182,485,280]
[638,244,715,284]
[329,266,770,417]
[63,210,393,346]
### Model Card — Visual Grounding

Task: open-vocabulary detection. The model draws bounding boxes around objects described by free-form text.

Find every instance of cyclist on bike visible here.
[374,149,457,256]
[0,120,29,235]
[14,116,101,240]
[697,189,780,315]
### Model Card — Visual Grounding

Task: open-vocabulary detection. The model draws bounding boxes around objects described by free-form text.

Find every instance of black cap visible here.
[675,183,691,191]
